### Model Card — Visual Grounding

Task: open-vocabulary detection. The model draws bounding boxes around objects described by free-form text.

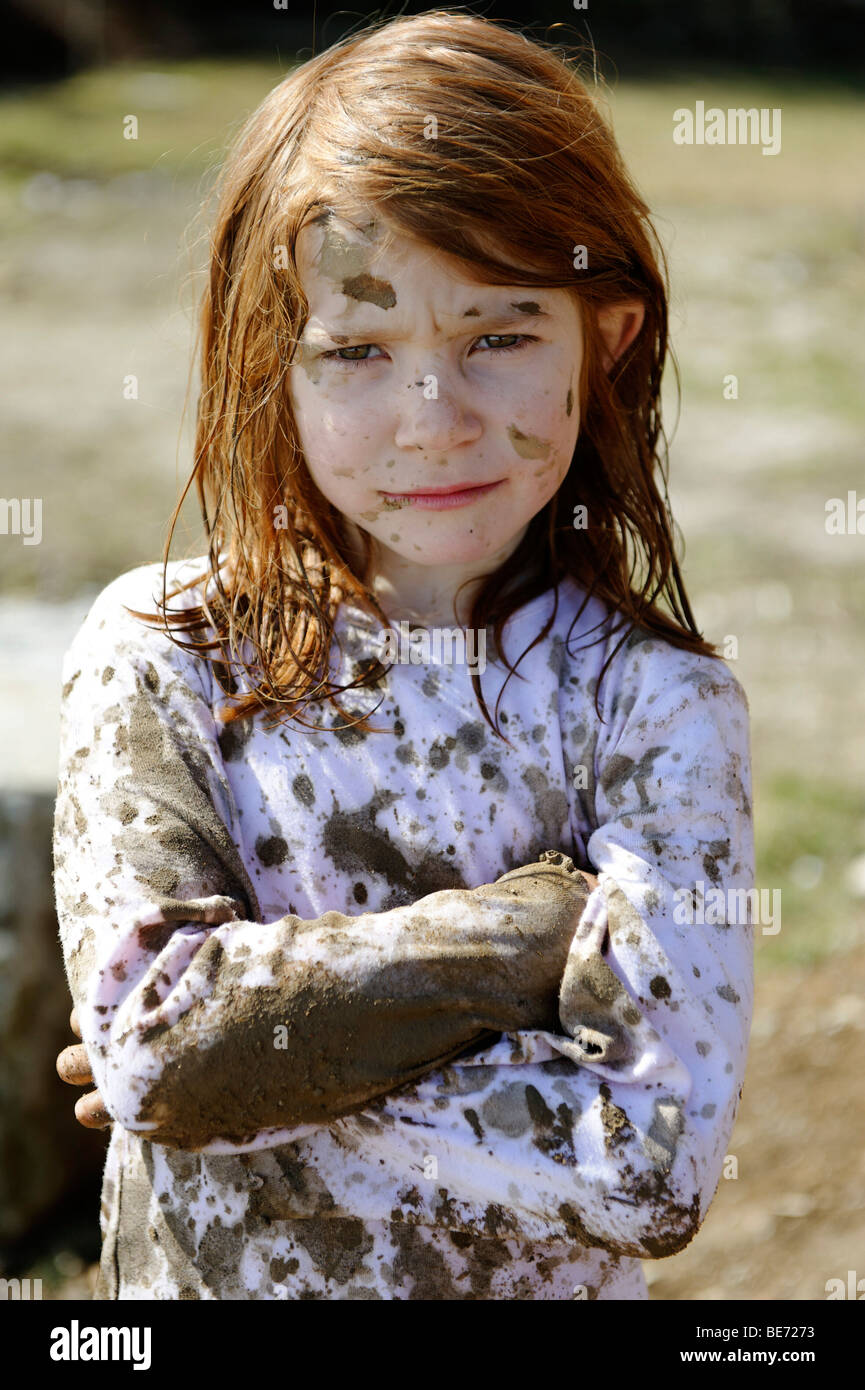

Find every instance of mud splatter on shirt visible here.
[53,558,754,1300]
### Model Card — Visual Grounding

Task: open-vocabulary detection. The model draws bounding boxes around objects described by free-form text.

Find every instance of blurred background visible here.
[1,0,863,1301]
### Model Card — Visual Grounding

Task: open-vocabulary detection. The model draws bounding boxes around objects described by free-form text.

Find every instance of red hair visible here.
[128,9,714,736]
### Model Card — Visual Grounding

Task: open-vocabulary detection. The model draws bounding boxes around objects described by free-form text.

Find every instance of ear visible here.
[595,301,646,373]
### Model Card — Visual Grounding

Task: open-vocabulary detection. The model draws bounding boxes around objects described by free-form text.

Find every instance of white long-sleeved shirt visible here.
[53,557,754,1300]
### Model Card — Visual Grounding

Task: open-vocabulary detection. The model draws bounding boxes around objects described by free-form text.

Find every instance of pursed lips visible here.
[379,481,504,497]
[377,479,506,510]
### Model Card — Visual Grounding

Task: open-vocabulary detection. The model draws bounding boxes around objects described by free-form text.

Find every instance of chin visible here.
[395,534,508,567]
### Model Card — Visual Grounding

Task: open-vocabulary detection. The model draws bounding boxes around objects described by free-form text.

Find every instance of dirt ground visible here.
[646,939,865,1301]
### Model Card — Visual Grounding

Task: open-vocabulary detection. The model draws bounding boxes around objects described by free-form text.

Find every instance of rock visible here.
[823,994,865,1032]
[0,790,105,1246]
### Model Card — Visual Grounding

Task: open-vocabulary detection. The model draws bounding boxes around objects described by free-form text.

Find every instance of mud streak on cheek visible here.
[507,425,552,460]
[533,458,558,479]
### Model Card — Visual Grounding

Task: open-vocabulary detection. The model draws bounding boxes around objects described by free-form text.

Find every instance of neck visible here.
[343,521,530,628]
[370,566,478,628]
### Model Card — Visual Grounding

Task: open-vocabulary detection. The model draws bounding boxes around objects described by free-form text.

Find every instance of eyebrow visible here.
[451,302,551,322]
[305,305,552,341]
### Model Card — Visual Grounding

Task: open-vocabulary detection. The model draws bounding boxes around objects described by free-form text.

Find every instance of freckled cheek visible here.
[508,410,579,481]
[318,407,366,443]
[305,461,371,511]
[498,373,578,435]
[555,410,581,472]
[295,399,384,485]
[514,405,584,464]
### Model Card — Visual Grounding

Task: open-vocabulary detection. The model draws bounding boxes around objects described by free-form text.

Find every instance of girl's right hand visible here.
[56,1008,112,1129]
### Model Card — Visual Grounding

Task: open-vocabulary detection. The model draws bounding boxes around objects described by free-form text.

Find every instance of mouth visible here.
[378,480,505,511]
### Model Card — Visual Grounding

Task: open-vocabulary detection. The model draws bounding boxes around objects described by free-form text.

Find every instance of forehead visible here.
[296,210,467,290]
[294,209,571,323]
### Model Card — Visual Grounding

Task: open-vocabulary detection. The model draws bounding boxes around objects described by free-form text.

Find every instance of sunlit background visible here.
[1,0,863,1301]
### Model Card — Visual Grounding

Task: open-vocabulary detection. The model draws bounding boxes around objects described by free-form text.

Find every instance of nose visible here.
[393,370,482,452]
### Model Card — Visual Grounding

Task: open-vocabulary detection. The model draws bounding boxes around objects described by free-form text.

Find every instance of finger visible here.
[69,1007,81,1039]
[57,1043,94,1086]
[74,1091,112,1129]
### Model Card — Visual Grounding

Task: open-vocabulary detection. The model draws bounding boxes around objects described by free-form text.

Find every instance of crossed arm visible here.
[56,855,598,1141]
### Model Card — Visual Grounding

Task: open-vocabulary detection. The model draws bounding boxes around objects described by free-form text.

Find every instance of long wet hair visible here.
[127,8,717,738]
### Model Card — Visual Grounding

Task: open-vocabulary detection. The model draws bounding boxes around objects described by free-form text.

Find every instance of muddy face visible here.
[286,208,584,622]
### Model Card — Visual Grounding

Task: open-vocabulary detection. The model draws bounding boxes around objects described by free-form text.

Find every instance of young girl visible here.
[54,9,754,1300]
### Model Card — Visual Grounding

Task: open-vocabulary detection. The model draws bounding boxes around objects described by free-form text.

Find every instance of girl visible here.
[54,10,754,1300]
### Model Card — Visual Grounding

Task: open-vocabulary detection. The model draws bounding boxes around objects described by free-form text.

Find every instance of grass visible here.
[754,772,865,971]
[0,60,287,183]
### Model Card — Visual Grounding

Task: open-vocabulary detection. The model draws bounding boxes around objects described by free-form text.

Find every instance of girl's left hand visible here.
[56,1008,112,1129]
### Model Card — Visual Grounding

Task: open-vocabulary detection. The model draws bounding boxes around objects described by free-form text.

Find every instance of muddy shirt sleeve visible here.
[53,572,593,1152]
[329,642,755,1259]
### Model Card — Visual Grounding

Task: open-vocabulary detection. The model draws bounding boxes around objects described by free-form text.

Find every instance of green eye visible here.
[320,334,536,368]
[475,334,535,355]
[325,344,380,363]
